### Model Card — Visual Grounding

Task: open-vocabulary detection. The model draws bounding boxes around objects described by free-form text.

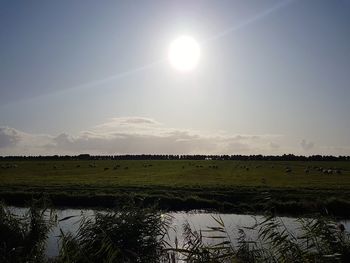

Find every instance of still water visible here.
[8,207,350,258]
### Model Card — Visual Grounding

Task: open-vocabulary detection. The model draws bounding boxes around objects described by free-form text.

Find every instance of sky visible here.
[1,0,350,156]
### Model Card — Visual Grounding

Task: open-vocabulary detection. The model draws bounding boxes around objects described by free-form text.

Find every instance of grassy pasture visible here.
[1,160,349,188]
[1,160,350,215]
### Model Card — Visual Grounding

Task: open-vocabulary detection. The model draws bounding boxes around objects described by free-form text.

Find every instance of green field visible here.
[1,160,350,215]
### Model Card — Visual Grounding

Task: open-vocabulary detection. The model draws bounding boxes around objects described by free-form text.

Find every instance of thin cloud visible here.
[0,127,21,148]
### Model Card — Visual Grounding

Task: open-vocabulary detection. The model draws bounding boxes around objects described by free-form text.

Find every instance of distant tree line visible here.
[0,153,349,161]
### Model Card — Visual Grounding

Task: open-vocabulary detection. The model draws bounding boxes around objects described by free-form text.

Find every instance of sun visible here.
[168,36,200,71]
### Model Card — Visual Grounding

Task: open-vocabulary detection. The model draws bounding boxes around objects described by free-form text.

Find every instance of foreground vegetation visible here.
[1,159,350,215]
[1,200,349,262]
[0,199,55,263]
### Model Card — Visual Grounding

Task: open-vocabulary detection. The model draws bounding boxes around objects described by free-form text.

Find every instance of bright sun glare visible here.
[168,36,200,71]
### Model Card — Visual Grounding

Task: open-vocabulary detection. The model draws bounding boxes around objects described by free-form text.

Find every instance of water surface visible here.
[8,207,350,258]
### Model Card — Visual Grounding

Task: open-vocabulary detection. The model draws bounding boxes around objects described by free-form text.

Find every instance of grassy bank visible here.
[1,160,350,216]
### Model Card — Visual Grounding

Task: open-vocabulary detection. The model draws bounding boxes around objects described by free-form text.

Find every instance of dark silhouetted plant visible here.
[0,199,55,263]
[168,214,350,263]
[57,204,172,263]
[236,215,350,263]
[167,216,235,262]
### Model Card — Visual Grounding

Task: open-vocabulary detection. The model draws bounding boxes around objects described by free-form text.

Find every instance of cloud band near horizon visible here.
[0,117,348,156]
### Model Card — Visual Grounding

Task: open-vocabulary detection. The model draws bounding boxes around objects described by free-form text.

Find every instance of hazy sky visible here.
[1,0,350,156]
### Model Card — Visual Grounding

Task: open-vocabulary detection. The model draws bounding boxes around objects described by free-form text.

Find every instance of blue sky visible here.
[1,0,350,155]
